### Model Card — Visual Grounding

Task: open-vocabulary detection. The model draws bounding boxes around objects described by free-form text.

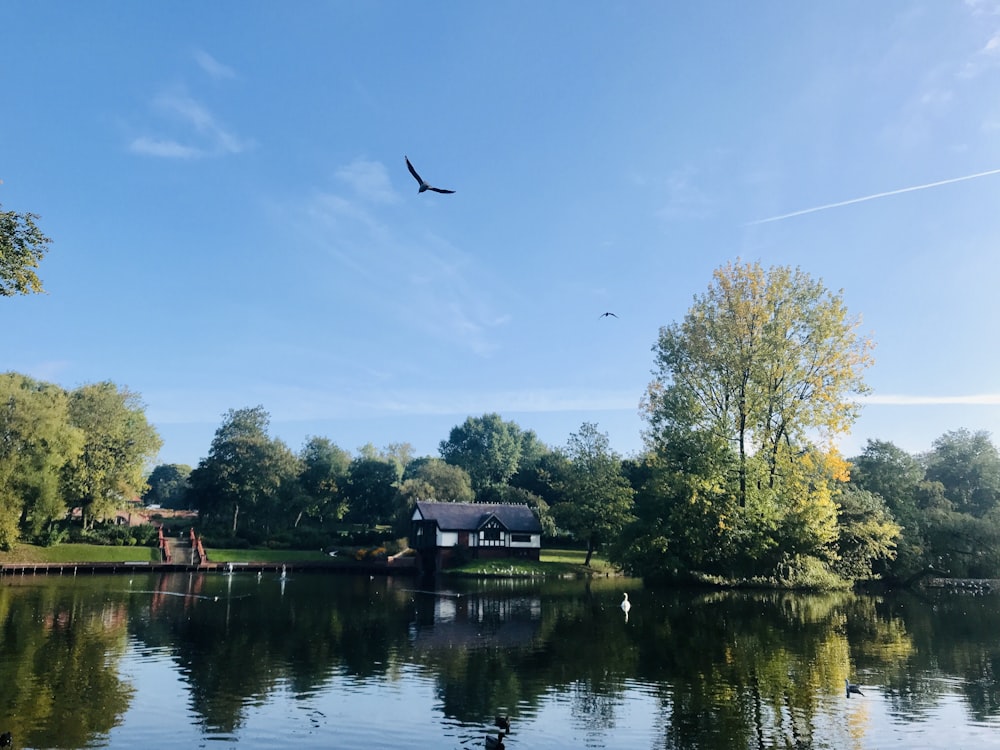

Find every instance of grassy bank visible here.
[206,548,336,564]
[0,544,160,564]
[0,543,618,577]
[445,549,617,577]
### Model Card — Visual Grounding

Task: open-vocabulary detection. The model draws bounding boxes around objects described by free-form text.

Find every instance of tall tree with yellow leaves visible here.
[639,260,876,581]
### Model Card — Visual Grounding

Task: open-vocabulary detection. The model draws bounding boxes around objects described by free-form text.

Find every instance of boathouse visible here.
[410,501,543,572]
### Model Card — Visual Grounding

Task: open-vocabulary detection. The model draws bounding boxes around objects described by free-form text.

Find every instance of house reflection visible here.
[408,590,543,651]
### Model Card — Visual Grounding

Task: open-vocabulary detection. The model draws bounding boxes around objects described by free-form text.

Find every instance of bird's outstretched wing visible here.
[428,186,455,194]
[405,156,423,184]
[600,312,618,318]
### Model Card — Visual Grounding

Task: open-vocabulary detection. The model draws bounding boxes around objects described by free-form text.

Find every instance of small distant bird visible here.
[485,733,505,750]
[0,731,12,747]
[406,156,455,194]
[599,312,618,318]
[494,715,510,733]
[845,678,864,697]
[621,592,631,613]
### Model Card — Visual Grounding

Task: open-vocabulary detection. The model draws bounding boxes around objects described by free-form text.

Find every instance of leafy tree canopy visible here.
[439,413,526,492]
[188,406,300,533]
[0,373,84,548]
[925,428,1000,518]
[62,382,162,529]
[297,436,351,524]
[553,422,635,566]
[1,203,52,296]
[144,464,192,509]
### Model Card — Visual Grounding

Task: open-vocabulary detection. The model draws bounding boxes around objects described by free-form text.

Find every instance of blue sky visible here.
[5,2,1000,469]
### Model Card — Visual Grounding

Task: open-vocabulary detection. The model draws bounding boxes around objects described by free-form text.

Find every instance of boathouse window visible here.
[511,533,531,543]
[480,528,504,546]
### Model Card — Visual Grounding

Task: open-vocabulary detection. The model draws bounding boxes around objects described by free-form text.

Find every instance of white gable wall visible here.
[438,530,459,547]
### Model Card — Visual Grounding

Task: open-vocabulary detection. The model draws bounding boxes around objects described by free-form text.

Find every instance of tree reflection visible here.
[2,573,999,748]
[0,580,134,748]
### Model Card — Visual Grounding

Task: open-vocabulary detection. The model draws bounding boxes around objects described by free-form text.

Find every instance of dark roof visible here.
[414,501,543,534]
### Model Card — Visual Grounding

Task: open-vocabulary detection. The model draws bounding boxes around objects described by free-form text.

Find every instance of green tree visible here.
[1,203,52,296]
[849,439,925,578]
[645,259,874,508]
[639,261,875,582]
[402,459,474,503]
[833,487,901,579]
[143,464,192,509]
[517,429,549,471]
[62,382,162,530]
[0,373,83,548]
[615,430,736,580]
[356,442,412,479]
[297,437,351,525]
[552,423,635,566]
[342,457,400,526]
[439,413,524,492]
[925,429,1000,517]
[188,407,300,534]
[850,439,923,516]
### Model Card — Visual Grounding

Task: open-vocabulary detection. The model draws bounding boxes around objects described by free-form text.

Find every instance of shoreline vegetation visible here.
[1,543,996,591]
[0,543,616,579]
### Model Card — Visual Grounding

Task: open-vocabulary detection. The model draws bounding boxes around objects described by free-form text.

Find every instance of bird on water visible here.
[621,592,631,613]
[405,156,455,194]
[845,678,864,697]
[485,733,505,750]
[494,715,511,733]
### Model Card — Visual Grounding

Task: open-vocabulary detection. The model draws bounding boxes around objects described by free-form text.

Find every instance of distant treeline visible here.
[7,260,1000,586]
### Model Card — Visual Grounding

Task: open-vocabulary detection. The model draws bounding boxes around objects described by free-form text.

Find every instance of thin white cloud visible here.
[193,50,236,80]
[292,177,508,356]
[129,136,202,159]
[147,384,640,424]
[153,90,249,155]
[657,170,714,221]
[862,393,1000,406]
[957,28,1000,78]
[130,88,251,159]
[335,158,399,204]
[965,0,1000,16]
[748,167,1000,225]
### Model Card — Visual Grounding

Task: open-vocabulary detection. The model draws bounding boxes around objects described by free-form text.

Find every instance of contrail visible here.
[862,393,1000,406]
[748,167,1000,225]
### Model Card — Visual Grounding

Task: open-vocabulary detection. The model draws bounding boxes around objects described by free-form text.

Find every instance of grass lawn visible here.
[206,548,335,564]
[447,548,617,577]
[0,544,160,564]
[0,544,618,577]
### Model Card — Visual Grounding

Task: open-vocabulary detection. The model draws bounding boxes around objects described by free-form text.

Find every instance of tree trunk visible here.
[738,403,748,508]
[584,537,594,567]
[231,503,240,533]
[768,422,786,489]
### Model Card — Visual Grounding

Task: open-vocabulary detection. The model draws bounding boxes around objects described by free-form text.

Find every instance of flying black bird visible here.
[845,678,864,697]
[599,312,618,318]
[405,156,455,194]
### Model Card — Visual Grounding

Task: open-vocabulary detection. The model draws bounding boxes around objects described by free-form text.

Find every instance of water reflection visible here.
[0,572,998,748]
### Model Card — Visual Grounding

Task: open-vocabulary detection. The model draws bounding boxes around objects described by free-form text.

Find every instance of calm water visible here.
[0,570,998,749]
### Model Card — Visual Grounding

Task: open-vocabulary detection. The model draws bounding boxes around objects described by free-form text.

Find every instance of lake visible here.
[0,570,997,749]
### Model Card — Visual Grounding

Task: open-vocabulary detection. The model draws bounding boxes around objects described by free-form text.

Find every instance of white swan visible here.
[621,593,631,613]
